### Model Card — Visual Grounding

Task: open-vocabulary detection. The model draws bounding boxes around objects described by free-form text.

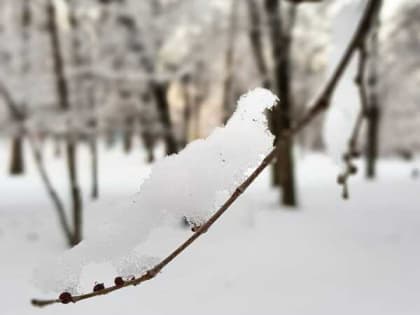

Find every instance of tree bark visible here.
[66,140,82,245]
[222,0,239,124]
[265,0,297,206]
[90,137,99,199]
[47,0,83,245]
[29,139,74,246]
[150,81,178,155]
[366,105,380,178]
[46,0,70,111]
[123,117,134,153]
[365,0,382,179]
[9,135,25,175]
[246,0,271,89]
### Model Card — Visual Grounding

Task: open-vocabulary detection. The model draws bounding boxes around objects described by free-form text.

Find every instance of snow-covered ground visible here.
[0,138,420,315]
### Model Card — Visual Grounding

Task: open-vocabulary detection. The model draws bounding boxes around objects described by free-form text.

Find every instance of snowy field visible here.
[1,138,420,315]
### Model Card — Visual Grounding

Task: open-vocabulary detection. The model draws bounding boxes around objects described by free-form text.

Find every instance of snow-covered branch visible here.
[31,0,381,307]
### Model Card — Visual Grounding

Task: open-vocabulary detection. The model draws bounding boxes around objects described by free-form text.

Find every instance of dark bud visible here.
[349,165,358,175]
[191,225,201,232]
[337,174,346,185]
[114,276,125,287]
[59,292,73,304]
[342,153,351,161]
[351,150,360,158]
[342,190,349,200]
[93,283,105,292]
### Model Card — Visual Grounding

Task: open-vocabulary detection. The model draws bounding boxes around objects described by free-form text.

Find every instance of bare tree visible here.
[46,0,82,245]
[365,0,383,178]
[264,0,298,206]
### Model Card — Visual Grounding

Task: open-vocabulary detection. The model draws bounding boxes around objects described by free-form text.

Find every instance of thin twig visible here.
[28,137,74,245]
[337,7,379,199]
[337,110,364,199]
[0,81,25,120]
[31,0,380,307]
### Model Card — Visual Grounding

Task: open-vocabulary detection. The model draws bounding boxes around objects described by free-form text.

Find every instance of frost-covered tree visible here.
[378,0,420,158]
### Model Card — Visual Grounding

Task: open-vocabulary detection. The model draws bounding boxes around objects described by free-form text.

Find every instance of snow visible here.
[1,137,420,314]
[32,88,278,293]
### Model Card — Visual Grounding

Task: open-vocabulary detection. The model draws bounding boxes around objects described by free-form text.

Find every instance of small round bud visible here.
[351,150,360,158]
[114,276,125,287]
[349,165,358,174]
[337,174,346,185]
[59,292,73,304]
[342,153,351,161]
[191,225,201,232]
[93,283,105,292]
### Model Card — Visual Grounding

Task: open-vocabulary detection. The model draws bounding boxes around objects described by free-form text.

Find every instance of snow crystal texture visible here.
[33,88,278,293]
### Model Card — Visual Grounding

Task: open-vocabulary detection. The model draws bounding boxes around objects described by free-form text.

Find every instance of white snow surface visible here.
[32,88,278,293]
[1,137,420,314]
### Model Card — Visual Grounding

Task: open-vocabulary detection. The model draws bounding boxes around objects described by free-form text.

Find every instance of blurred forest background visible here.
[1,0,420,313]
[1,0,419,244]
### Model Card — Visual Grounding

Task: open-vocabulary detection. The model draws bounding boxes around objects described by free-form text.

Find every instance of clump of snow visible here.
[33,88,278,293]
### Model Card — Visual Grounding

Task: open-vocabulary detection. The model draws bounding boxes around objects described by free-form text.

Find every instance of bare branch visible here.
[31,0,381,307]
[0,81,25,120]
[28,137,74,245]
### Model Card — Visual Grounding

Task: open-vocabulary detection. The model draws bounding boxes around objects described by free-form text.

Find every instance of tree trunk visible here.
[29,138,74,246]
[9,135,25,175]
[46,0,70,111]
[123,117,134,153]
[47,0,83,245]
[246,0,271,89]
[366,105,380,178]
[151,81,178,155]
[90,137,99,199]
[265,0,297,206]
[66,140,82,246]
[222,0,239,124]
[365,0,382,179]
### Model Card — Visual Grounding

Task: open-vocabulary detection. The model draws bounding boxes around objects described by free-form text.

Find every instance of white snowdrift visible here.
[33,88,278,293]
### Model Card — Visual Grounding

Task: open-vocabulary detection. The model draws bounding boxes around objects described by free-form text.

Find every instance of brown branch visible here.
[337,0,382,198]
[0,81,25,121]
[31,0,380,307]
[28,137,74,245]
[337,110,364,199]
[336,44,368,199]
[355,45,369,114]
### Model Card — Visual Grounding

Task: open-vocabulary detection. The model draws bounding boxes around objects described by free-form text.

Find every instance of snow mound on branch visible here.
[33,88,278,293]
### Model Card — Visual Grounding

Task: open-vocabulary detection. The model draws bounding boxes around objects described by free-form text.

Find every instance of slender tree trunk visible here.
[123,117,134,153]
[47,0,83,245]
[365,0,382,179]
[66,140,82,245]
[46,0,70,111]
[90,137,99,199]
[180,76,192,149]
[246,0,271,89]
[29,138,74,246]
[265,0,297,206]
[7,0,32,176]
[150,81,178,155]
[366,105,380,178]
[222,0,239,124]
[9,135,24,175]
